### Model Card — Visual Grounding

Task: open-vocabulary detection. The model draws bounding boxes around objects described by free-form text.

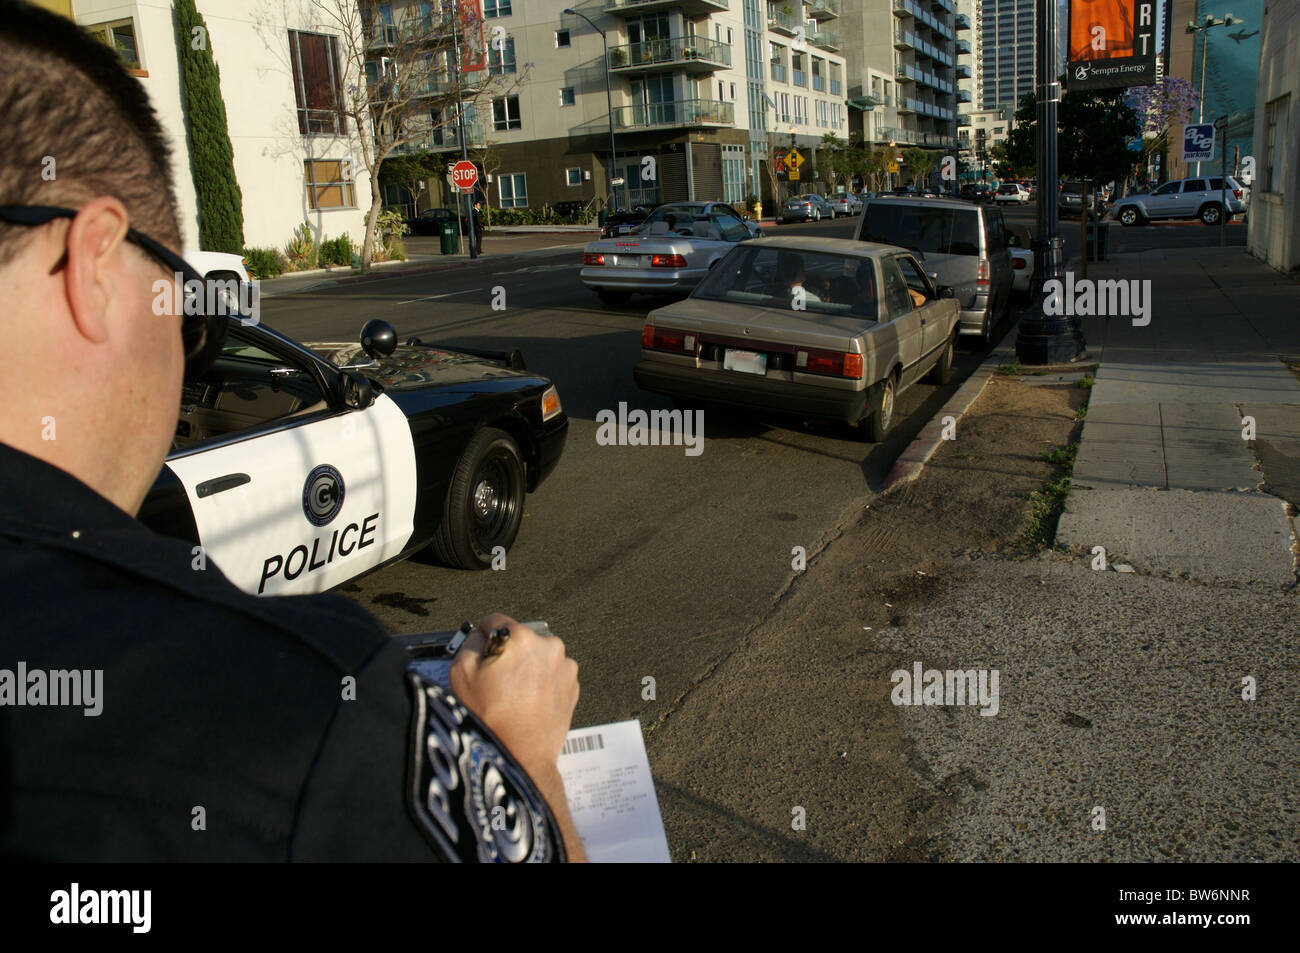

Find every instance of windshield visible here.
[861,204,981,257]
[691,246,880,322]
[632,205,747,241]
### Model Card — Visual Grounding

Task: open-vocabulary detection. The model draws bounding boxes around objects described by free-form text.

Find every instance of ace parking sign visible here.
[1182,123,1216,163]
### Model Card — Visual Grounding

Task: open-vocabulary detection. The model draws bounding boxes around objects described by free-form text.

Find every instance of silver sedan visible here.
[579,203,754,305]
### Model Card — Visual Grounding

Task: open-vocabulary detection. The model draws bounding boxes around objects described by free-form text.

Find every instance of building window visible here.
[87,19,142,72]
[484,0,511,17]
[488,36,516,75]
[560,86,576,106]
[290,31,347,136]
[565,167,582,186]
[499,173,527,207]
[792,52,805,87]
[556,29,571,48]
[493,95,522,130]
[304,159,356,209]
[1264,94,1288,194]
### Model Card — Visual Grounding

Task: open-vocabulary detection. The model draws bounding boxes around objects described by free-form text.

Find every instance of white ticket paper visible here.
[559,720,671,863]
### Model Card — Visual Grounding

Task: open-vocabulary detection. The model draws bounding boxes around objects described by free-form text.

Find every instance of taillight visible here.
[1012,257,1026,270]
[584,253,605,265]
[650,254,687,268]
[977,259,990,287]
[1233,189,1242,198]
[641,324,695,353]
[796,348,863,379]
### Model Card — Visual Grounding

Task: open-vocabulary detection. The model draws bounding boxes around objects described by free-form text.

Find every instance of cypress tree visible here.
[176,0,244,252]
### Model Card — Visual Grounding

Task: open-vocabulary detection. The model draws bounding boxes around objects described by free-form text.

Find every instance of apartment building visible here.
[840,0,960,158]
[66,1,375,251]
[372,0,847,213]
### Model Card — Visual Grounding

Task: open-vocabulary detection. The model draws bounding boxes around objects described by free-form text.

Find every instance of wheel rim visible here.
[881,380,894,430]
[944,339,954,371]
[1204,207,1220,224]
[469,452,520,552]
[1121,209,1136,225]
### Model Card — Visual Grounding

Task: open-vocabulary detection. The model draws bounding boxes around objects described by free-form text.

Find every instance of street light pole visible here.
[1186,14,1243,177]
[451,10,477,258]
[565,8,619,212]
[1014,0,1082,365]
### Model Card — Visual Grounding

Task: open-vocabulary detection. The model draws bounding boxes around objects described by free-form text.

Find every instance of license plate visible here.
[723,349,767,375]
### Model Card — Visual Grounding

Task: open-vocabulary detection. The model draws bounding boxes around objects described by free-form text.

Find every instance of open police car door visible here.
[144,323,418,596]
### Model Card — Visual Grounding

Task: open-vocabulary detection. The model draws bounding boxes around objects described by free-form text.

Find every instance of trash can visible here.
[1085,221,1110,262]
[598,208,610,227]
[439,221,458,255]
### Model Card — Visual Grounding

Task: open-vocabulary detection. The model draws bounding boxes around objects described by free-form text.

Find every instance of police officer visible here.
[0,1,583,862]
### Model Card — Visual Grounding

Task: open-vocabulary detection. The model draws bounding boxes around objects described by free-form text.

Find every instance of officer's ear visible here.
[64,197,133,349]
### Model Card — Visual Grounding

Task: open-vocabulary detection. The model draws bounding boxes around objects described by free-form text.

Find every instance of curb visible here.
[878,333,1018,496]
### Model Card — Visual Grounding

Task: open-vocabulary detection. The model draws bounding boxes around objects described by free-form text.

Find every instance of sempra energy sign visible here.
[1066,0,1157,91]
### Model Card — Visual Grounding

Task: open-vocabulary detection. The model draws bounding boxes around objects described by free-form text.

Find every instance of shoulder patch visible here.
[406,670,565,863]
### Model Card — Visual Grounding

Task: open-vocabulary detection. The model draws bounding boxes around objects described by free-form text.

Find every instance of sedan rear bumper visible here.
[633,359,870,425]
[580,267,705,293]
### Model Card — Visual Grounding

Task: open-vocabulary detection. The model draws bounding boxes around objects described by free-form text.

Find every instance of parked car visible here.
[602,205,658,238]
[632,237,960,440]
[1006,225,1035,302]
[1058,181,1106,219]
[779,193,835,222]
[1111,175,1247,226]
[138,318,567,593]
[856,196,1014,341]
[407,207,471,236]
[994,183,1030,205]
[579,202,756,305]
[829,192,864,216]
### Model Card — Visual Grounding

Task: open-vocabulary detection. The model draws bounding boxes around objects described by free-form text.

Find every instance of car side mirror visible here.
[340,371,375,410]
[927,271,939,280]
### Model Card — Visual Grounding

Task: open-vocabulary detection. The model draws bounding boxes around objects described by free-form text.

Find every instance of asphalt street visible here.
[259,210,1249,732]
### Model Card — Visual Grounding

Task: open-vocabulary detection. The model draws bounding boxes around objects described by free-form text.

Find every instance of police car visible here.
[138,318,567,597]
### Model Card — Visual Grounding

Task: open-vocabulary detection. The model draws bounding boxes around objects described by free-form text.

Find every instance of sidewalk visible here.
[1055,245,1300,587]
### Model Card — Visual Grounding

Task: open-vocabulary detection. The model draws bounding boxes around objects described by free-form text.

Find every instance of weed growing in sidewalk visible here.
[996,359,1023,376]
[1078,375,1095,389]
[1019,442,1079,552]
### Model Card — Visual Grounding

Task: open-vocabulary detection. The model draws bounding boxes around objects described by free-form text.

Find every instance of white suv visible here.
[993,183,1030,205]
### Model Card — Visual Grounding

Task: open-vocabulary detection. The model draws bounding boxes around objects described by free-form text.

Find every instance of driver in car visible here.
[0,1,584,863]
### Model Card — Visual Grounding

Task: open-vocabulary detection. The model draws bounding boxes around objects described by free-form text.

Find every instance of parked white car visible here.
[994,183,1030,205]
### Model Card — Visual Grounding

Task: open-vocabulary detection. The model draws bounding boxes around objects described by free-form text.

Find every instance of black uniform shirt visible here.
[0,443,563,862]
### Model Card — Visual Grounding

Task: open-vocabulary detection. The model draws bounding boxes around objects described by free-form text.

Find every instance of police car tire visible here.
[432,427,526,570]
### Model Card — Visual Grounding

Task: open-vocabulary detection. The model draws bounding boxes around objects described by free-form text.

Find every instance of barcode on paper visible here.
[561,733,605,756]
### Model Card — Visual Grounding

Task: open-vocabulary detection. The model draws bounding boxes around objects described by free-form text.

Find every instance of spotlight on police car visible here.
[360,319,397,359]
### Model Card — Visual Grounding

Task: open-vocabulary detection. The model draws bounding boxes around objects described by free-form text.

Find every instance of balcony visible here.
[810,31,840,52]
[895,63,913,83]
[892,0,909,18]
[391,122,486,155]
[770,62,786,83]
[792,68,805,86]
[812,74,825,91]
[957,115,971,127]
[956,39,971,55]
[893,27,913,50]
[955,13,971,30]
[955,64,971,79]
[830,78,841,95]
[611,98,734,130]
[608,36,731,73]
[605,0,728,15]
[957,90,971,103]
[808,0,839,20]
[897,98,915,114]
[767,7,800,36]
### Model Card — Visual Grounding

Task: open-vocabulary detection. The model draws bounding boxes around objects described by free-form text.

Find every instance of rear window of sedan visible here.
[691,246,880,321]
[861,203,982,257]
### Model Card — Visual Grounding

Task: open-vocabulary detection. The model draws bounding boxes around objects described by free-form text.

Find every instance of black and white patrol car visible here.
[139,318,567,597]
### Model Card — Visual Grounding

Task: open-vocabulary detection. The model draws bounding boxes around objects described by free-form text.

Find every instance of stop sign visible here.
[451,160,478,191]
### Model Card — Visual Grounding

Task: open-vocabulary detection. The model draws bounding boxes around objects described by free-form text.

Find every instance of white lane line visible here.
[397,288,483,305]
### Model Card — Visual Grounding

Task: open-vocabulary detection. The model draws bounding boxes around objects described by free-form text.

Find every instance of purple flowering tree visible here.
[1125,78,1199,188]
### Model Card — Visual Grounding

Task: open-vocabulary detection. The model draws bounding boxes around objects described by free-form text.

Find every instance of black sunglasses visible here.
[0,204,231,377]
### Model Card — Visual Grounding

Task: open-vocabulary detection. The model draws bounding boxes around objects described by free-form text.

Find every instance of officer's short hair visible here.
[0,0,181,259]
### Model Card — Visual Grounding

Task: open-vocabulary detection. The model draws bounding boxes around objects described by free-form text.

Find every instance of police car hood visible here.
[308,342,528,391]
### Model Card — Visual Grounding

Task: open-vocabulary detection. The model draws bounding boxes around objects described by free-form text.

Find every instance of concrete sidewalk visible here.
[1056,246,1300,587]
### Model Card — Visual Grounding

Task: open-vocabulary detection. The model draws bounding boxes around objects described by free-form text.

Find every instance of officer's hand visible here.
[449,613,580,778]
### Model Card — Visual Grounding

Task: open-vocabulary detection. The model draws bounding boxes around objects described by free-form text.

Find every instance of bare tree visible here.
[312,0,527,271]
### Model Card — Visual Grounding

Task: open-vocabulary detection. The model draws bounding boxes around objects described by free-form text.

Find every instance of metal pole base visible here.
[1015,234,1085,364]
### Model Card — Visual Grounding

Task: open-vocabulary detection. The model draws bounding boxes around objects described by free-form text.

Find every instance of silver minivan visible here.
[855,197,1014,340]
